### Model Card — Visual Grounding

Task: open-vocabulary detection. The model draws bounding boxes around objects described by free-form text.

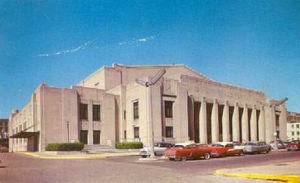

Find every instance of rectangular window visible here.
[93,104,101,121]
[166,126,173,138]
[124,130,127,139]
[124,110,126,120]
[297,131,300,135]
[292,132,295,136]
[133,101,139,120]
[80,130,88,144]
[164,101,173,118]
[292,124,294,128]
[134,127,139,138]
[297,124,299,128]
[80,104,88,120]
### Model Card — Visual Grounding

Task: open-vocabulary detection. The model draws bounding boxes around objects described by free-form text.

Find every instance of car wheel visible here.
[181,156,187,161]
[239,151,244,156]
[175,157,182,161]
[141,155,147,158]
[204,153,210,160]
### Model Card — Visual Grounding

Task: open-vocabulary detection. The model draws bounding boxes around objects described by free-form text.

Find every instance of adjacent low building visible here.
[287,112,300,140]
[0,119,8,139]
[0,119,9,148]
[9,64,288,152]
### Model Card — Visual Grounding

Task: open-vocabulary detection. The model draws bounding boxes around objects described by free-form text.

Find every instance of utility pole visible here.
[136,69,166,159]
[66,121,70,143]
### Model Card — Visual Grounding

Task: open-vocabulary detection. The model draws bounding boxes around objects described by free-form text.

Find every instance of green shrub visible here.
[115,142,143,149]
[45,142,84,151]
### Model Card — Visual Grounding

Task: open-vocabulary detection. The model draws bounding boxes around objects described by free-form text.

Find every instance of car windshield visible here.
[212,144,224,147]
[245,143,256,145]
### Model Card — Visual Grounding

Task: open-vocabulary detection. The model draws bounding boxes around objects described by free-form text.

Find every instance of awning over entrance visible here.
[10,131,39,138]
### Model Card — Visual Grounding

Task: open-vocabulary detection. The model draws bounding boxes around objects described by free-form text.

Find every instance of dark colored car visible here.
[287,140,300,151]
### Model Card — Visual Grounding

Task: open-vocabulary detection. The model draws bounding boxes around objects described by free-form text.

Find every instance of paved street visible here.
[0,151,299,183]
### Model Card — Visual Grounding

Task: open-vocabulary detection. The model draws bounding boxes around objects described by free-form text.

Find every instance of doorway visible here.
[93,131,100,144]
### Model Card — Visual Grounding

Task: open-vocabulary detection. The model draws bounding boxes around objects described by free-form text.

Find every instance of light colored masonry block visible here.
[9,64,287,152]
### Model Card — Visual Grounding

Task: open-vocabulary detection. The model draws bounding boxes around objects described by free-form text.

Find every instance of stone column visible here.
[199,97,207,144]
[242,104,249,142]
[88,100,94,145]
[250,105,257,141]
[279,105,288,141]
[265,105,276,143]
[258,106,265,141]
[222,101,230,142]
[211,99,219,143]
[232,102,240,142]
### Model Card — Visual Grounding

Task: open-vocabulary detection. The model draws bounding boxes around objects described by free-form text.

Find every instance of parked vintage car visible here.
[270,140,286,150]
[140,142,174,158]
[243,141,271,154]
[209,142,244,157]
[174,141,195,148]
[287,140,300,151]
[0,145,8,153]
[164,144,211,161]
[232,142,245,151]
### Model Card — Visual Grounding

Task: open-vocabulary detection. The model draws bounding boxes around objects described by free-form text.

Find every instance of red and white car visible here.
[164,144,211,161]
[209,142,244,157]
[287,140,300,151]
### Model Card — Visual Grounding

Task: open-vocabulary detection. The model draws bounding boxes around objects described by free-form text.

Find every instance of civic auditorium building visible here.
[9,64,288,152]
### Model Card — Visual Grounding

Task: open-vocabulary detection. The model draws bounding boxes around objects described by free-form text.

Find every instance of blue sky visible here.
[0,0,300,118]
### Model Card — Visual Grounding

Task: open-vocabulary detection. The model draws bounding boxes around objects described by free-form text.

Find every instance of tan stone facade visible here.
[9,64,288,152]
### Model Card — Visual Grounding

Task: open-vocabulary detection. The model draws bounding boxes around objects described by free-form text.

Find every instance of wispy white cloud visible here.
[36,39,96,57]
[36,35,156,57]
[118,35,155,46]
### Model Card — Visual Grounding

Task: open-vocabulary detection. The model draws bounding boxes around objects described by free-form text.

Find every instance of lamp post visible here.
[66,121,70,143]
[136,69,166,159]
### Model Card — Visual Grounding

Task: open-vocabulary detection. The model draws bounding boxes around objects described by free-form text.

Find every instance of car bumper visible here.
[210,152,222,158]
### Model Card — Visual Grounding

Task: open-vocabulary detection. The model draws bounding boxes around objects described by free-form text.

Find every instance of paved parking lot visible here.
[0,151,299,183]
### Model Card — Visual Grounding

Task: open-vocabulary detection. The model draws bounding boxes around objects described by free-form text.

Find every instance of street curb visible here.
[215,169,300,183]
[18,152,106,160]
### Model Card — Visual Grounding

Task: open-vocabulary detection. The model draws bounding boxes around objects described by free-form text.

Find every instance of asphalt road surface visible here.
[0,151,299,183]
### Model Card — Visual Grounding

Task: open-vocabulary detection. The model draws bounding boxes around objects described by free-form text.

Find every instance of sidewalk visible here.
[18,150,139,160]
[215,161,300,183]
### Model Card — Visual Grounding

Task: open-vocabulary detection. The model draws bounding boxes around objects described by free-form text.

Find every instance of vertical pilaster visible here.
[199,97,207,144]
[265,105,276,143]
[88,100,94,145]
[258,106,265,141]
[242,104,249,142]
[250,105,257,141]
[211,99,219,143]
[279,105,288,141]
[222,101,230,142]
[232,102,240,142]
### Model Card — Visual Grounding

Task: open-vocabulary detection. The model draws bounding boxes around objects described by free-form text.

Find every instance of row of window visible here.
[133,100,174,120]
[291,124,300,128]
[79,130,100,144]
[80,104,101,121]
[133,126,174,138]
[291,131,300,136]
[13,123,27,135]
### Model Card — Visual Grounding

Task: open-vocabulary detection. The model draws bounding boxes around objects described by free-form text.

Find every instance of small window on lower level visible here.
[166,126,173,138]
[134,127,139,138]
